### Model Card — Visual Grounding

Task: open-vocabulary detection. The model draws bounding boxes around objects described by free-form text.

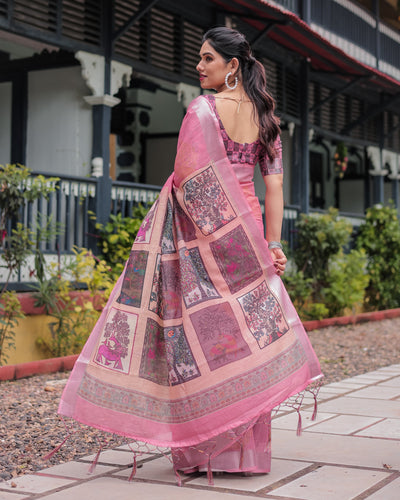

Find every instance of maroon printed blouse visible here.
[205,94,283,176]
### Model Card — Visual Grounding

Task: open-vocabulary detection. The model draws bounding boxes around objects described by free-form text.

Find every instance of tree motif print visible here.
[183,166,236,235]
[159,199,176,254]
[149,254,161,315]
[179,246,220,308]
[95,309,136,373]
[149,255,182,319]
[139,319,200,386]
[210,225,263,293]
[139,318,168,385]
[172,190,197,242]
[190,303,251,370]
[165,325,200,385]
[238,281,289,349]
[117,250,148,307]
[135,200,158,243]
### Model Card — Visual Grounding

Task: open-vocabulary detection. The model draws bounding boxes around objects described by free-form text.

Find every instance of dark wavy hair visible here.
[202,27,280,160]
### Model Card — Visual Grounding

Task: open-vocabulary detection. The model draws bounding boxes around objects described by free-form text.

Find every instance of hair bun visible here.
[248,56,256,67]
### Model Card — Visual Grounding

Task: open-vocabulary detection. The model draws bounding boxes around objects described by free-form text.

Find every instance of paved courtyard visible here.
[1,364,399,500]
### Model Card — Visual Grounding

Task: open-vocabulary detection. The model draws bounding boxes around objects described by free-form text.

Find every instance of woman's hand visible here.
[269,247,287,276]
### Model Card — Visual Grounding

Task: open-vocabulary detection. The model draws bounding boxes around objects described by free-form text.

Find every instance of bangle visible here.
[268,241,282,250]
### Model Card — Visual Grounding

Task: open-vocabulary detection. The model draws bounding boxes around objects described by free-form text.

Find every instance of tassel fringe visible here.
[207,457,214,486]
[174,467,182,487]
[128,454,137,481]
[312,393,318,421]
[239,440,244,469]
[296,411,302,436]
[88,444,104,474]
[42,434,71,460]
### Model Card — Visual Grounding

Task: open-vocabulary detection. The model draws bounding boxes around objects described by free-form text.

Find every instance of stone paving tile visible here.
[346,373,392,382]
[81,449,152,466]
[346,386,400,400]
[297,392,332,402]
[272,411,337,431]
[365,477,400,499]
[270,465,390,500]
[377,376,400,387]
[0,475,76,495]
[375,365,400,373]
[321,381,363,390]
[318,396,400,418]
[356,418,400,439]
[0,492,31,500]
[272,429,400,470]
[114,442,168,454]
[114,456,180,484]
[335,375,374,382]
[318,386,354,394]
[188,458,313,492]
[272,410,287,417]
[36,461,118,479]
[38,476,259,499]
[304,415,383,435]
[368,368,400,375]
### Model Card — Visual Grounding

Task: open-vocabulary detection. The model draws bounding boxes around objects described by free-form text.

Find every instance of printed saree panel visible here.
[59,96,322,448]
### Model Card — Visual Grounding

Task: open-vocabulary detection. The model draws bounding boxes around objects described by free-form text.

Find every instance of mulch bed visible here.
[1,317,400,481]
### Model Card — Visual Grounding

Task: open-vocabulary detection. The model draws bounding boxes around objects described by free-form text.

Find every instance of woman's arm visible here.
[264,173,284,243]
[259,136,287,276]
[263,173,287,276]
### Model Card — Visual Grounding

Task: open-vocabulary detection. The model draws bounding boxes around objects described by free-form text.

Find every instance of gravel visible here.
[1,317,400,481]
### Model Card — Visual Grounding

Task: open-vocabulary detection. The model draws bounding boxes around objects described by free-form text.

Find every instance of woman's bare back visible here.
[214,95,259,144]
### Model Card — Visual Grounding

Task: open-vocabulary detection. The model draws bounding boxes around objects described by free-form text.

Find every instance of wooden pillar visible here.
[299,59,310,214]
[11,72,28,165]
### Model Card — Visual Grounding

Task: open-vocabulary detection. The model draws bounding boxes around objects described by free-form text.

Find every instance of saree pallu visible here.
[59,95,322,477]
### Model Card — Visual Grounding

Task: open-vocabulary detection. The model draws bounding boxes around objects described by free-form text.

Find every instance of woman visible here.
[58,27,322,483]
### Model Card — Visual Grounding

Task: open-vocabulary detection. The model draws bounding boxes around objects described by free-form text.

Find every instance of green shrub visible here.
[303,302,330,321]
[294,207,352,291]
[0,164,59,365]
[282,268,312,309]
[323,249,369,317]
[33,247,114,357]
[356,204,400,310]
[95,206,151,278]
[0,291,24,365]
[284,208,369,320]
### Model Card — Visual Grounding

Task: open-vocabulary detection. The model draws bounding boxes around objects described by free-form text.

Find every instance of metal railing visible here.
[111,180,161,217]
[270,0,300,14]
[1,171,369,286]
[0,173,162,285]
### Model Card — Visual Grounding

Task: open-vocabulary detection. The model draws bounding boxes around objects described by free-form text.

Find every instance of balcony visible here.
[272,0,400,81]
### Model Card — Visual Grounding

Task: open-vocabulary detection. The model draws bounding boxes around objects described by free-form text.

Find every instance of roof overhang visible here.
[210,0,400,96]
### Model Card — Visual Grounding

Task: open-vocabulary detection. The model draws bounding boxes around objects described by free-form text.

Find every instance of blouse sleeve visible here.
[259,135,283,176]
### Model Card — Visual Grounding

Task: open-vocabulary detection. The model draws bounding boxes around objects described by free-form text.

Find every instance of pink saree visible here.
[59,95,322,480]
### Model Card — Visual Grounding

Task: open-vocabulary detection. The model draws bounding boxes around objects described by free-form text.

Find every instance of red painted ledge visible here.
[0,354,78,381]
[303,307,400,331]
[17,290,103,315]
[1,308,400,382]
